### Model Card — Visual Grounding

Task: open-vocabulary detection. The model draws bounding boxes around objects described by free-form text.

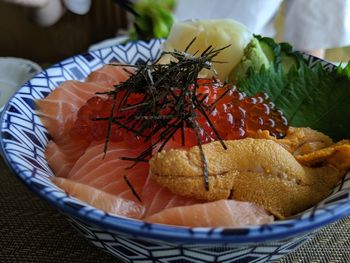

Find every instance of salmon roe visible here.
[69,79,288,146]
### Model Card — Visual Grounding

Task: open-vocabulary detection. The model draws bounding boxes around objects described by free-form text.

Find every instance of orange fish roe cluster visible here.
[172,79,288,146]
[69,94,144,146]
[70,79,288,146]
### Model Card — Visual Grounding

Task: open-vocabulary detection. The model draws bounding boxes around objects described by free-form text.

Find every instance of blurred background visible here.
[0,0,127,66]
[0,0,349,66]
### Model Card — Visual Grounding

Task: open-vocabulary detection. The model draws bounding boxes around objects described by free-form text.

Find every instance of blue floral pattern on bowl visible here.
[1,39,349,263]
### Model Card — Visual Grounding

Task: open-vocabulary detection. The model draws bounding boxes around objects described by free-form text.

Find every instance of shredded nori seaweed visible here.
[95,39,229,191]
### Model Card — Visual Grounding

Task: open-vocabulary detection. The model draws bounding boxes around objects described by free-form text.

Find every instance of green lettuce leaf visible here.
[238,61,350,141]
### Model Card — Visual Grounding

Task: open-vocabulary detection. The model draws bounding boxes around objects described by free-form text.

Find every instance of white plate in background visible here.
[0,57,42,111]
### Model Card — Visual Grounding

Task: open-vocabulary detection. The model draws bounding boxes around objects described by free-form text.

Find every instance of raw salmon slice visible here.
[145,199,274,227]
[53,177,145,219]
[45,140,85,178]
[38,65,131,176]
[36,80,112,141]
[37,81,107,176]
[86,64,133,86]
[66,141,149,203]
[141,175,200,217]
[51,138,199,218]
[137,139,200,217]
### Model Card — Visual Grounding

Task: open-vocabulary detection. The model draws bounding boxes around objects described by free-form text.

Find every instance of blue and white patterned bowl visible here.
[1,39,350,263]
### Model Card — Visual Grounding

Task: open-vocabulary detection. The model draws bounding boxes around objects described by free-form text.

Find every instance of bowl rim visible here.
[1,39,350,244]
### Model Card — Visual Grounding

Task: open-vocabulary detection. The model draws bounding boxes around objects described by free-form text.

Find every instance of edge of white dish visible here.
[0,57,42,111]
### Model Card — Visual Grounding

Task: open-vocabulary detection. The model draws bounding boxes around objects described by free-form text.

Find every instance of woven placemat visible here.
[1,156,349,263]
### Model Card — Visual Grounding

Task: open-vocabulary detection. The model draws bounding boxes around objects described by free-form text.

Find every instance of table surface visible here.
[1,156,350,263]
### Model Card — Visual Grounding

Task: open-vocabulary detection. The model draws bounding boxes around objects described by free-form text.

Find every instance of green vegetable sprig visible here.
[115,0,176,41]
[238,56,350,141]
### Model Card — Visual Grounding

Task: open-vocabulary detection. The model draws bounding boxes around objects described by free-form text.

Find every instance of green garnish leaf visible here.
[128,0,175,41]
[238,60,350,141]
[337,61,350,78]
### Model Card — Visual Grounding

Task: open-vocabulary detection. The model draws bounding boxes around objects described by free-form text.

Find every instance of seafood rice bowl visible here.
[1,20,350,263]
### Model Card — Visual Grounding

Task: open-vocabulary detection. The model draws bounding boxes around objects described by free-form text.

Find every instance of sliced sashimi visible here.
[59,139,199,217]
[86,64,133,86]
[141,175,200,217]
[44,138,90,178]
[145,199,274,227]
[37,81,109,175]
[38,66,131,176]
[36,80,111,141]
[137,139,200,217]
[45,141,79,178]
[67,141,149,203]
[53,177,145,219]
[37,65,131,142]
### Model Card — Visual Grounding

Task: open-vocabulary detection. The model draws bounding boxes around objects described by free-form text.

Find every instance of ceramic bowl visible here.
[1,39,349,263]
